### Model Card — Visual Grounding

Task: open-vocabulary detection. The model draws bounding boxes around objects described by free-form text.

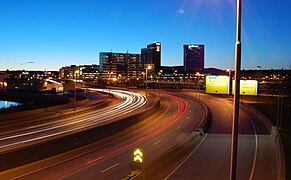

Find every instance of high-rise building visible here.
[141,42,161,73]
[184,44,204,73]
[127,53,143,81]
[99,52,143,83]
[99,52,127,80]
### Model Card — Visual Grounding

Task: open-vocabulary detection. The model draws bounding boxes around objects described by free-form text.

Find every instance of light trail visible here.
[0,89,146,151]
[53,94,189,179]
[7,93,190,179]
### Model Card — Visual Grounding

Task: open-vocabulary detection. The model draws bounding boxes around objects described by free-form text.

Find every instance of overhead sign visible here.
[206,75,229,94]
[232,80,258,95]
[133,148,143,164]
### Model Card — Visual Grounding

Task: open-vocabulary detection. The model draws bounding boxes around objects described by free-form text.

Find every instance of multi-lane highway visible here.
[0,89,146,152]
[1,91,206,179]
[0,90,282,179]
[166,91,279,180]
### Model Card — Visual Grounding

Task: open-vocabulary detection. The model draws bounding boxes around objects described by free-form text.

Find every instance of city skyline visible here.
[0,0,291,71]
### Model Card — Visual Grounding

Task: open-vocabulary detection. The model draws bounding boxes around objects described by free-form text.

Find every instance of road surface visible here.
[166,91,278,180]
[1,92,206,179]
[0,89,146,152]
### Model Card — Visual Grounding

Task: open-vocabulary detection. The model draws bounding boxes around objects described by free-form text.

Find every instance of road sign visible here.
[133,148,143,164]
[232,80,258,95]
[206,75,230,94]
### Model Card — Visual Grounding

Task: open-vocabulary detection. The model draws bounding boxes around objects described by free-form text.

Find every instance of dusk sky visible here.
[0,0,290,71]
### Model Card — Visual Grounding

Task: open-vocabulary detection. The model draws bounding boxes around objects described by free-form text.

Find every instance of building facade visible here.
[99,52,143,85]
[184,44,204,74]
[141,42,161,73]
[79,64,99,81]
[59,65,79,79]
[59,65,98,81]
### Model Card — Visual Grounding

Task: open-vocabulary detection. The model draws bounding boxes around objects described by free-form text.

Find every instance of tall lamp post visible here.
[145,65,152,109]
[227,69,232,94]
[74,70,80,111]
[230,0,242,179]
[196,72,201,100]
[108,71,113,93]
[257,66,261,106]
[158,70,163,100]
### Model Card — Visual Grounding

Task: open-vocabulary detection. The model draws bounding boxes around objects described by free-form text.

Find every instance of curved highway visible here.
[1,91,205,179]
[166,91,278,180]
[1,90,280,179]
[0,89,146,152]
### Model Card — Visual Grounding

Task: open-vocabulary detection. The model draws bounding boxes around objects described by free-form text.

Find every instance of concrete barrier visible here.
[242,103,286,180]
[271,126,286,180]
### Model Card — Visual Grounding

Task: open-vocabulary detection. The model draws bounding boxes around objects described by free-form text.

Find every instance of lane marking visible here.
[186,116,189,120]
[9,94,175,179]
[100,163,119,173]
[176,126,181,130]
[164,134,208,179]
[85,156,103,165]
[246,114,258,180]
[0,92,142,141]
[137,136,146,142]
[153,140,162,146]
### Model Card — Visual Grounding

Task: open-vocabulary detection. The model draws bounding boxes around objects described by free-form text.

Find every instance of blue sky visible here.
[0,0,290,71]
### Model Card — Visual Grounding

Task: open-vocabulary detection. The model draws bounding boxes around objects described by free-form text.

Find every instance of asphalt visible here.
[167,92,280,180]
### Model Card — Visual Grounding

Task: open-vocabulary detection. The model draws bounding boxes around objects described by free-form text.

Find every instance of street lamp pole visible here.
[230,0,242,180]
[145,65,152,109]
[74,70,79,111]
[227,69,232,94]
[145,66,148,109]
[196,72,201,100]
[146,67,148,98]
[158,70,162,101]
[257,65,261,106]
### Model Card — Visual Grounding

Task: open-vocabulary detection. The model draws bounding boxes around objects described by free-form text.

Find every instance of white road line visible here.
[100,163,119,173]
[246,114,258,180]
[176,126,181,130]
[7,91,170,179]
[85,156,103,165]
[0,89,147,149]
[153,139,162,146]
[186,116,189,120]
[137,136,146,142]
[164,134,208,180]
